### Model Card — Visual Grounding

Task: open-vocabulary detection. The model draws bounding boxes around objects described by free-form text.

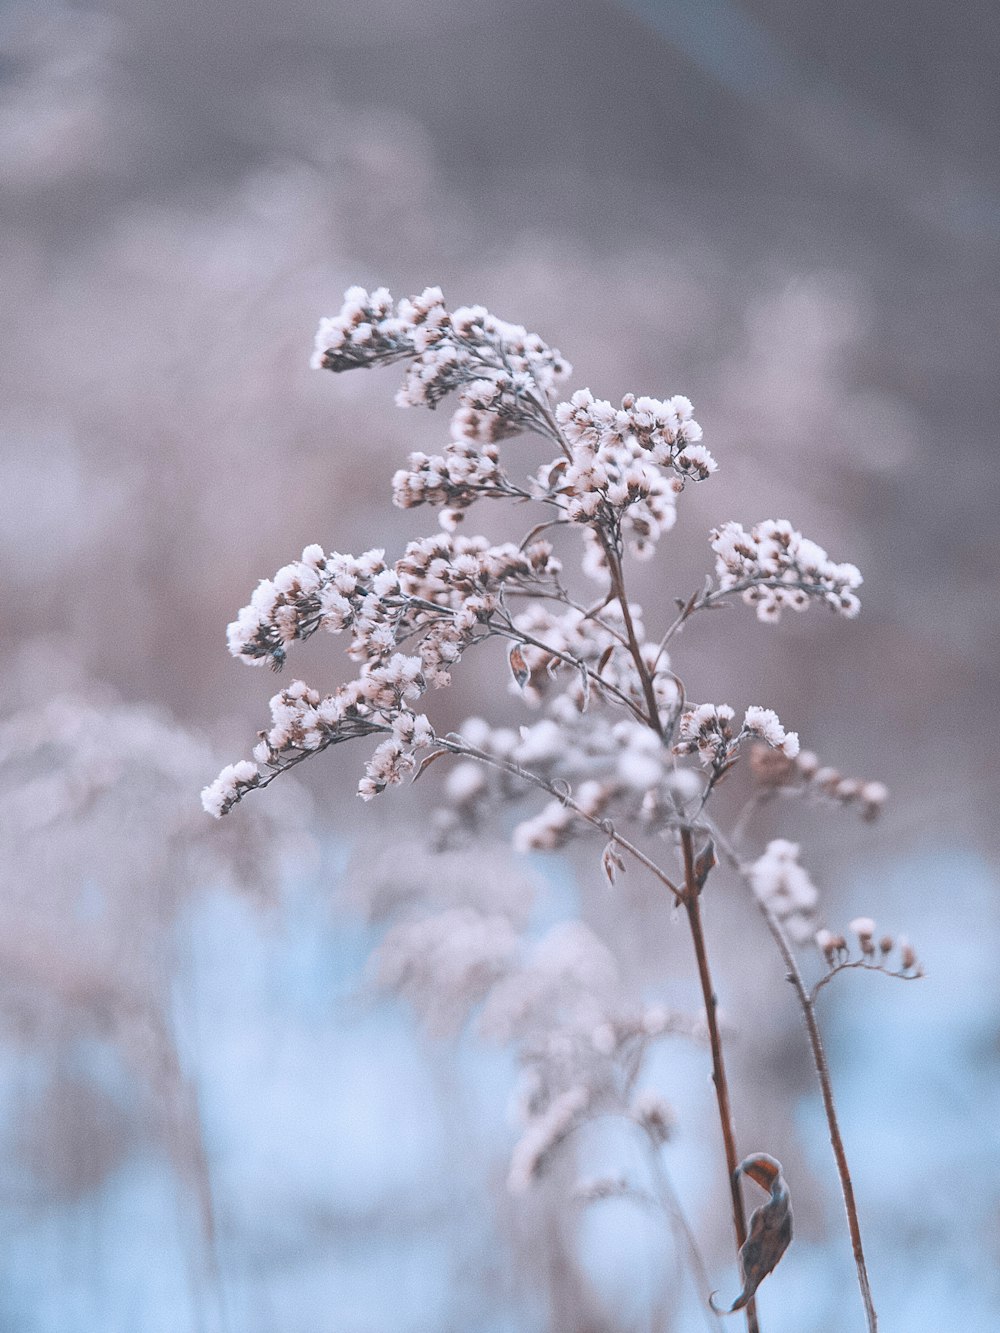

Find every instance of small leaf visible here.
[710,1154,792,1315]
[597,644,615,674]
[578,662,591,712]
[509,644,530,690]
[412,749,450,782]
[693,838,717,890]
[602,841,626,885]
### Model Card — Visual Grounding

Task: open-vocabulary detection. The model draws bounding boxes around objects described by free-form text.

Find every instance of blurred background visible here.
[2,0,998,1328]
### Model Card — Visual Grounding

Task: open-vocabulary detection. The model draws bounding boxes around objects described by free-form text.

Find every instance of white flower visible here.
[711,519,863,622]
[200,760,260,818]
[742,706,800,758]
[749,839,820,942]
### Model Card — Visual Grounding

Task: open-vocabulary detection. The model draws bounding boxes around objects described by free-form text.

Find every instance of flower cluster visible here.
[201,760,261,818]
[747,839,820,943]
[391,435,519,527]
[201,657,435,814]
[555,388,714,484]
[227,537,559,675]
[711,519,863,622]
[814,920,922,985]
[674,703,799,768]
[749,745,889,821]
[529,388,714,565]
[439,702,706,856]
[311,285,571,423]
[226,544,387,670]
[208,526,569,812]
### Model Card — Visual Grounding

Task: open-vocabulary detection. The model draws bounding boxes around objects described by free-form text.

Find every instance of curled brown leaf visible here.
[710,1153,792,1314]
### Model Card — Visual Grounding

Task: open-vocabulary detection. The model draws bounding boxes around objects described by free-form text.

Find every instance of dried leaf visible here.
[597,644,615,674]
[509,644,530,690]
[693,838,717,890]
[578,662,590,712]
[412,748,451,782]
[602,841,626,885]
[710,1154,792,1315]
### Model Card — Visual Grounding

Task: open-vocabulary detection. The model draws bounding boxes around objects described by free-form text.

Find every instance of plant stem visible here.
[680,829,760,1333]
[709,824,877,1330]
[443,738,683,904]
[600,532,664,736]
[753,902,878,1332]
[645,1141,724,1333]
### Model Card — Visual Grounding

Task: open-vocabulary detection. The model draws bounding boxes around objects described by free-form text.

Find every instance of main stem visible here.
[600,533,664,736]
[599,533,758,1328]
[681,830,759,1333]
[756,906,878,1331]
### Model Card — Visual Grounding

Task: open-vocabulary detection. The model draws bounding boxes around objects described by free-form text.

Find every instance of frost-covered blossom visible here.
[748,839,820,942]
[226,535,559,676]
[711,519,863,622]
[312,285,571,433]
[358,709,436,800]
[555,388,713,484]
[226,544,389,669]
[742,706,800,759]
[200,760,261,818]
[509,601,677,721]
[531,388,713,565]
[674,703,737,766]
[675,703,799,769]
[443,703,695,855]
[849,916,877,954]
[204,657,436,810]
[392,436,519,525]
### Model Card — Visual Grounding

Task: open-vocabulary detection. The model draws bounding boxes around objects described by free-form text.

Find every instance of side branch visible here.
[443,738,683,904]
[711,830,878,1332]
[757,907,878,1331]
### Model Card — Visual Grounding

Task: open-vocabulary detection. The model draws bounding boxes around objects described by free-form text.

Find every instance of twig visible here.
[644,1132,725,1333]
[680,828,759,1333]
[711,828,878,1332]
[811,960,922,1005]
[441,737,683,905]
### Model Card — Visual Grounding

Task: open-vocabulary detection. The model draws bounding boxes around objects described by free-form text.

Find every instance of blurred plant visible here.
[205,284,923,1330]
[0,689,308,1308]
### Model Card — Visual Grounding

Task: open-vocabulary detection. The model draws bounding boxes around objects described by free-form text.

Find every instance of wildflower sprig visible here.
[204,284,915,1333]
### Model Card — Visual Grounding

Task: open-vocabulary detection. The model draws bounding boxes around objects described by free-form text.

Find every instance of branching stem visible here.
[711,829,879,1332]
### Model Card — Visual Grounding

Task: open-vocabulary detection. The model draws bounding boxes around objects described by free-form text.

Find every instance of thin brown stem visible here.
[758,908,878,1331]
[443,737,683,904]
[710,829,878,1332]
[810,959,922,1004]
[599,532,664,737]
[488,619,648,724]
[680,829,759,1333]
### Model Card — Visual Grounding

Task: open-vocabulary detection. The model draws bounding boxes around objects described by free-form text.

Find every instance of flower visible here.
[711,519,862,622]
